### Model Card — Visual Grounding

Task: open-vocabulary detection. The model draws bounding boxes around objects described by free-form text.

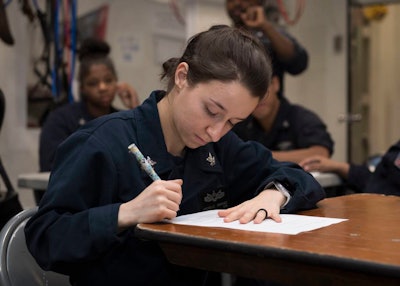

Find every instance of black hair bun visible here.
[78,37,110,61]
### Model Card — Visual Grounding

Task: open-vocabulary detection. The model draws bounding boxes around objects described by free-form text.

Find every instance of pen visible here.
[128,143,161,181]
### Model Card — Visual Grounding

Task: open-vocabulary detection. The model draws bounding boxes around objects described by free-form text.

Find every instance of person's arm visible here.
[259,19,296,62]
[347,163,372,191]
[26,133,123,273]
[300,156,375,192]
[272,145,330,164]
[39,109,75,171]
[118,179,183,229]
[116,82,140,109]
[299,155,350,179]
[241,6,296,61]
[271,104,334,164]
[219,188,286,223]
[217,132,325,223]
[27,122,186,273]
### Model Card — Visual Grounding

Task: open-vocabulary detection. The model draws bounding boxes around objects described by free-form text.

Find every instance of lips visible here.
[195,135,207,146]
[99,94,114,103]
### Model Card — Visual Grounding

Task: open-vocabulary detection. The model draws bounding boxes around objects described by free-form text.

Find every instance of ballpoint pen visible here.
[128,143,160,181]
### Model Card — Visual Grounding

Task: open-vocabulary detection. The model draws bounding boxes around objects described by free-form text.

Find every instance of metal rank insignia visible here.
[206,152,216,166]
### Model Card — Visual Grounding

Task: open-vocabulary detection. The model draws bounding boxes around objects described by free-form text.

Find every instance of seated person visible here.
[233,74,334,163]
[300,139,400,196]
[36,37,139,203]
[25,26,325,286]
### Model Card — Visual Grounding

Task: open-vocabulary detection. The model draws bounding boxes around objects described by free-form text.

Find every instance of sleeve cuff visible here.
[265,181,291,208]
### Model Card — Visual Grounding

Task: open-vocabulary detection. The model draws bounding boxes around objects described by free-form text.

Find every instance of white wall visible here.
[1,0,348,209]
[0,0,185,208]
[285,0,348,162]
[0,1,37,208]
[368,5,400,154]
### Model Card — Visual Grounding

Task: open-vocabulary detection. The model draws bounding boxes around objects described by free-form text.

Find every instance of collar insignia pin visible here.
[206,152,216,167]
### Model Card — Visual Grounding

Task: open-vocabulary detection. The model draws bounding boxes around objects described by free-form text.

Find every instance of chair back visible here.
[0,208,70,286]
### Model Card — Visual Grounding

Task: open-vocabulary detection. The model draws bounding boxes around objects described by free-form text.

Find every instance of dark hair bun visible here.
[79,37,110,61]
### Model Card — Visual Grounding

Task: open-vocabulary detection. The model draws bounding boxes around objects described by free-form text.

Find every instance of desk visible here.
[17,172,50,190]
[136,194,400,286]
[16,172,342,190]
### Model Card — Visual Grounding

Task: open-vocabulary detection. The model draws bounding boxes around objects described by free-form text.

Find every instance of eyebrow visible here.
[210,99,248,121]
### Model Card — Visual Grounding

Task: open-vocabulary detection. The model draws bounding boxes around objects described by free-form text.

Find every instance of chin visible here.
[186,142,202,150]
[187,139,206,150]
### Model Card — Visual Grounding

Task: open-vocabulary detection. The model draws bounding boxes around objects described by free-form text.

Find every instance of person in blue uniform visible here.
[25,26,325,286]
[300,139,400,195]
[225,0,308,98]
[39,37,139,173]
[233,74,334,164]
[36,38,139,204]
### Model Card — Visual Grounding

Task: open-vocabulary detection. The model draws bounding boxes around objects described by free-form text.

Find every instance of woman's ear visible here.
[270,76,280,95]
[175,62,189,89]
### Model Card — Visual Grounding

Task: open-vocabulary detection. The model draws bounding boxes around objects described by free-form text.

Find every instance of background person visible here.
[35,38,140,204]
[300,139,400,195]
[39,37,139,173]
[226,0,308,98]
[233,74,334,164]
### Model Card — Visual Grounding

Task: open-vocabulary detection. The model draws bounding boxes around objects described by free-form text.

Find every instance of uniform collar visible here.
[133,91,223,175]
[133,91,172,175]
[187,144,223,174]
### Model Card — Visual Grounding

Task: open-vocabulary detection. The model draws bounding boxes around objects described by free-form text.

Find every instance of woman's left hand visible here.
[116,82,140,109]
[218,189,285,224]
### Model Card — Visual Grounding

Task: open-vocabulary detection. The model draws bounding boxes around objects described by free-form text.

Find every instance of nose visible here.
[206,122,227,142]
[98,81,108,90]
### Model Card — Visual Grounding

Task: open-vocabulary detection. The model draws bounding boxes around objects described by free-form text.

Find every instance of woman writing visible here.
[26,26,325,286]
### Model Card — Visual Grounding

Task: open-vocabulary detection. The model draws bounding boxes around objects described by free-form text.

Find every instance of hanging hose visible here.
[68,0,77,103]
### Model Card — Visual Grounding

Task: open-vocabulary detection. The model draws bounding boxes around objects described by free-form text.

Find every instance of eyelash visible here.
[205,106,234,127]
[205,107,217,117]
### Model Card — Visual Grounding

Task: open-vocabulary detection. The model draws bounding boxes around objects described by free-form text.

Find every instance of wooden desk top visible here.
[136,194,400,285]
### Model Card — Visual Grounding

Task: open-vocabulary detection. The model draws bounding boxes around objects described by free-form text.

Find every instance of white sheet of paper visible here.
[169,210,347,235]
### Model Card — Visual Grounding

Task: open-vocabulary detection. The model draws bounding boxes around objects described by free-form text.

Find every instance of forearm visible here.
[272,146,330,164]
[260,22,296,61]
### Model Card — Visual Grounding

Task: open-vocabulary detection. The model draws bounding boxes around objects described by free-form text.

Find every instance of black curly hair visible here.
[77,37,117,84]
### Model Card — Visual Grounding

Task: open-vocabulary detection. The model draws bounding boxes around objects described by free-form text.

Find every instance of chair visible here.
[0,208,70,286]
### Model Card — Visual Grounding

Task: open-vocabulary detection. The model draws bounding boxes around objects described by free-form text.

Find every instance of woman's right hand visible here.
[118,179,183,228]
